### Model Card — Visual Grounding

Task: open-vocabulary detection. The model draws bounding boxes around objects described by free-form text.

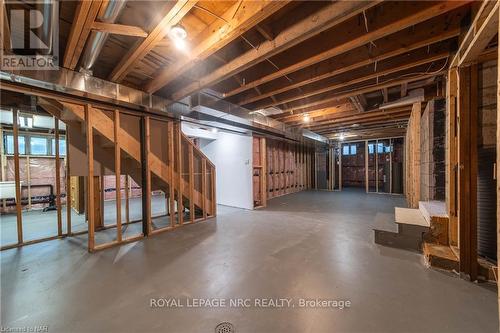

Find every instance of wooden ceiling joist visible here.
[237,28,459,106]
[91,22,148,38]
[453,0,499,67]
[222,1,467,101]
[144,0,290,93]
[165,1,380,100]
[108,0,198,82]
[63,0,103,70]
[282,72,443,113]
[257,52,449,110]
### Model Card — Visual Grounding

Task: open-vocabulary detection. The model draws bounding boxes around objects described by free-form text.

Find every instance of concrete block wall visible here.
[420,99,446,201]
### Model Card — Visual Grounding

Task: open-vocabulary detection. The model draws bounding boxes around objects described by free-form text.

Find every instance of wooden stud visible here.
[177,124,184,225]
[202,159,207,219]
[125,175,130,224]
[114,110,122,241]
[12,109,22,244]
[189,144,195,222]
[85,104,95,251]
[66,129,72,235]
[168,122,175,226]
[142,116,151,235]
[54,117,62,236]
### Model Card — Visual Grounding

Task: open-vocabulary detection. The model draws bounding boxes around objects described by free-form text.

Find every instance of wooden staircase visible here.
[38,97,216,250]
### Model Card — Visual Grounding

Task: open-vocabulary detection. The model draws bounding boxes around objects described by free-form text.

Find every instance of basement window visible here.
[30,137,49,155]
[342,144,357,156]
[4,134,26,155]
[51,137,66,156]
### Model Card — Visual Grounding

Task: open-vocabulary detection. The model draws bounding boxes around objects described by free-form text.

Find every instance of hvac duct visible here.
[80,0,127,71]
[35,0,58,55]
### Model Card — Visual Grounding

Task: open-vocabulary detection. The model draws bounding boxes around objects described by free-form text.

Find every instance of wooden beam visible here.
[167,1,380,100]
[145,0,290,93]
[282,72,444,113]
[453,0,499,67]
[66,127,72,235]
[252,51,450,110]
[255,24,274,41]
[168,121,175,226]
[496,13,500,322]
[91,21,148,38]
[109,0,198,82]
[224,1,466,101]
[63,1,102,70]
[237,28,460,105]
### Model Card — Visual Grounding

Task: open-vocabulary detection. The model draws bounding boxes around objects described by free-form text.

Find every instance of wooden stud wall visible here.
[265,138,315,200]
[405,103,422,208]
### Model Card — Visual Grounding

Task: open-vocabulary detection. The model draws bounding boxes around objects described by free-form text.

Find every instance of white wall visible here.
[199,131,253,210]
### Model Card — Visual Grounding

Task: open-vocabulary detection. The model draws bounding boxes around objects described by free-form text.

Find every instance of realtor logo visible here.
[1,0,59,70]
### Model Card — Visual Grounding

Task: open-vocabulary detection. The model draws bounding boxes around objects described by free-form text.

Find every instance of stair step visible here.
[423,242,459,271]
[395,207,430,227]
[374,229,423,252]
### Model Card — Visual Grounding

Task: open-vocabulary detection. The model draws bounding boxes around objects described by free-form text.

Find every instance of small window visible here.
[377,143,384,153]
[350,144,357,155]
[368,144,374,154]
[342,145,350,156]
[30,136,49,155]
[51,137,66,156]
[5,134,26,155]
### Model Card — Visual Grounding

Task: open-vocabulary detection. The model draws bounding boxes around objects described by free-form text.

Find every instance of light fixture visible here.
[339,133,345,141]
[303,114,310,123]
[210,127,218,134]
[169,24,187,50]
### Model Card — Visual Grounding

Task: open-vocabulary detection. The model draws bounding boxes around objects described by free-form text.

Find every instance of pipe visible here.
[35,0,58,55]
[80,0,127,71]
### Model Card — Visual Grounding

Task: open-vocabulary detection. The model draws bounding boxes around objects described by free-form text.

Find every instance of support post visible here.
[177,124,183,225]
[55,117,62,236]
[188,144,195,222]
[85,104,95,251]
[114,110,122,241]
[12,109,23,244]
[141,116,151,236]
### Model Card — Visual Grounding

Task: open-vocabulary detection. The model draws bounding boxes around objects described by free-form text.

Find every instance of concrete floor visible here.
[1,189,497,332]
[1,196,170,246]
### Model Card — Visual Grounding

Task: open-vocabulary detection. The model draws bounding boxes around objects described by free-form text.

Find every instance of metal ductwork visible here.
[35,0,58,55]
[80,0,127,72]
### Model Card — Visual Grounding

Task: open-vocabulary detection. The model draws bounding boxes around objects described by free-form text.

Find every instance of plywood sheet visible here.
[395,207,429,227]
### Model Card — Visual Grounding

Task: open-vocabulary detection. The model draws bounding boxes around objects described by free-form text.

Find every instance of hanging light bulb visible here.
[169,24,187,50]
[303,114,310,123]
[339,133,345,141]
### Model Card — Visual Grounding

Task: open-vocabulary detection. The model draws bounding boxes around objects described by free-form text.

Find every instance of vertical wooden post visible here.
[26,156,31,209]
[85,104,95,251]
[141,116,151,235]
[496,18,500,323]
[114,110,122,242]
[125,175,130,224]
[12,109,23,244]
[66,129,72,235]
[365,141,369,193]
[458,65,478,281]
[260,137,267,206]
[211,165,216,216]
[168,122,175,226]
[188,145,195,222]
[389,138,393,194]
[447,67,459,246]
[177,125,184,225]
[339,143,343,191]
[54,117,62,236]
[202,159,207,219]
